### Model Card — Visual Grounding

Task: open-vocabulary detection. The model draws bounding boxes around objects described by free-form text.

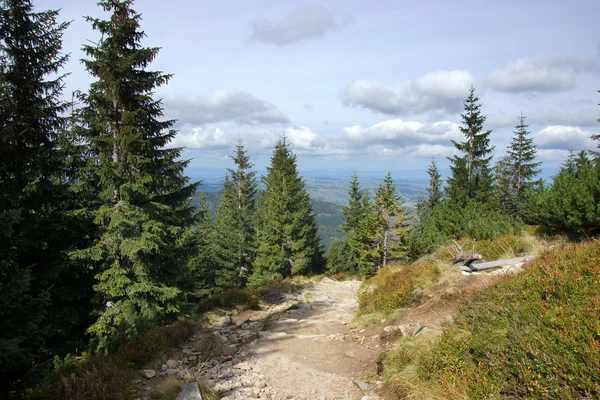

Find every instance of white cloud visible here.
[170,126,231,149]
[487,57,598,93]
[169,118,462,159]
[534,125,598,150]
[341,70,474,116]
[488,108,599,128]
[341,119,462,147]
[166,90,289,126]
[248,5,351,46]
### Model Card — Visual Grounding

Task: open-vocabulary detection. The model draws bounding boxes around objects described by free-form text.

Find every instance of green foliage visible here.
[0,0,95,393]
[495,113,541,218]
[116,320,197,367]
[326,239,357,275]
[358,263,440,315]
[405,240,600,399]
[72,0,199,352]
[214,141,257,289]
[348,173,411,276]
[251,137,325,286]
[417,158,443,219]
[447,85,495,204]
[40,355,135,400]
[406,199,522,259]
[531,151,600,238]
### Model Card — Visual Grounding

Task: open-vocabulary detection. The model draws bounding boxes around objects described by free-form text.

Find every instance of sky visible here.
[38,0,600,181]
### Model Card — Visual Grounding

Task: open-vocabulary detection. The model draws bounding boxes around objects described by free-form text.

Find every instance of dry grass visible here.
[149,367,218,400]
[42,356,135,400]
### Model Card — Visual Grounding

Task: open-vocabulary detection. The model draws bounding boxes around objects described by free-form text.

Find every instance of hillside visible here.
[193,190,345,251]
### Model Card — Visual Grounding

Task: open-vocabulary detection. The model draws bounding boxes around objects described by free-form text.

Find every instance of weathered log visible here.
[460,256,535,272]
[449,251,483,266]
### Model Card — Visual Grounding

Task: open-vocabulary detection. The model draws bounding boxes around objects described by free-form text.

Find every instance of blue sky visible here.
[39,0,600,180]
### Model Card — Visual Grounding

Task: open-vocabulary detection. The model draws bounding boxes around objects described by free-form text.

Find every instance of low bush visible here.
[358,263,440,315]
[389,239,600,399]
[38,356,135,400]
[117,319,197,367]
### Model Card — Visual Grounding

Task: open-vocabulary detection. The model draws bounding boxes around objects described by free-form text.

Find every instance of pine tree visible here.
[186,197,217,300]
[373,172,410,268]
[0,0,78,390]
[447,85,495,204]
[426,159,443,210]
[250,137,324,286]
[72,0,199,351]
[593,89,599,153]
[342,171,368,234]
[418,159,443,219]
[531,151,600,237]
[496,113,541,218]
[214,141,257,289]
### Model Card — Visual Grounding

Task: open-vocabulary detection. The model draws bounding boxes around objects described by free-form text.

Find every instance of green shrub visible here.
[407,199,523,259]
[358,263,440,315]
[398,239,600,399]
[38,356,135,400]
[116,320,197,367]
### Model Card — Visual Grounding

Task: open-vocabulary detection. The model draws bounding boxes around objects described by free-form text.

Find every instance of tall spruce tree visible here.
[417,158,443,219]
[0,0,79,390]
[447,85,495,204]
[373,172,410,268]
[342,171,368,234]
[250,137,324,286]
[214,141,257,289]
[496,113,541,218]
[72,0,199,351]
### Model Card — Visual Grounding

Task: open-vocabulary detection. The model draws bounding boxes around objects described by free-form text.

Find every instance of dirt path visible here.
[238,279,379,400]
[198,279,380,400]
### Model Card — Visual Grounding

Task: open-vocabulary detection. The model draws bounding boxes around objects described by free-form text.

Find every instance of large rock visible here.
[223,344,238,356]
[143,369,156,379]
[175,382,202,400]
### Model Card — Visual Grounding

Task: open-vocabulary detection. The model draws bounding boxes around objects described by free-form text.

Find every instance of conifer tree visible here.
[417,158,443,219]
[495,113,541,218]
[186,197,217,299]
[214,141,257,289]
[426,159,443,210]
[0,0,79,389]
[342,171,368,234]
[251,137,324,286]
[373,172,410,268]
[72,0,199,351]
[447,85,495,204]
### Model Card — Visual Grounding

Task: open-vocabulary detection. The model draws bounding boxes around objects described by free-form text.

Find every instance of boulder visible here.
[175,382,202,400]
[223,344,238,356]
[142,369,156,379]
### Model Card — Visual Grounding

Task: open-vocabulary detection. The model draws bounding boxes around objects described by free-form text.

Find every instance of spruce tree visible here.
[214,141,257,289]
[447,85,495,204]
[373,172,410,268]
[0,0,78,390]
[342,171,368,234]
[72,0,199,351]
[496,113,541,218]
[418,158,443,219]
[251,137,324,286]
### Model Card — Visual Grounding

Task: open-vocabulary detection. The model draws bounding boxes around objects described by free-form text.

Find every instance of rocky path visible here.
[204,279,381,400]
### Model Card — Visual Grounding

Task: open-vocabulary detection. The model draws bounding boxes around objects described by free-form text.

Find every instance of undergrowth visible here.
[357,262,441,316]
[383,239,600,399]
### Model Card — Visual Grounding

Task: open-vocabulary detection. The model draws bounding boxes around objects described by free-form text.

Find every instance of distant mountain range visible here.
[193,189,345,252]
[193,177,427,252]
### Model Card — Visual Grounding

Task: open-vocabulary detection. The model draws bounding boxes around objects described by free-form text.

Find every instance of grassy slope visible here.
[360,235,600,399]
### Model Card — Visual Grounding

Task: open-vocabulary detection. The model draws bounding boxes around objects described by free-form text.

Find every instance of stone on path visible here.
[354,380,369,391]
[142,369,156,379]
[175,382,202,400]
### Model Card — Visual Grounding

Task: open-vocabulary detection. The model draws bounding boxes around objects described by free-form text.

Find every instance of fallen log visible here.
[458,256,535,272]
